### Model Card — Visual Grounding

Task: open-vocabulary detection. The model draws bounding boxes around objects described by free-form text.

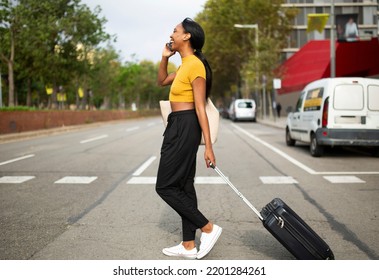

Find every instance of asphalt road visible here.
[0,117,378,260]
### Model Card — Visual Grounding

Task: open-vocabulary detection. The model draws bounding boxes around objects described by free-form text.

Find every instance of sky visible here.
[81,0,207,65]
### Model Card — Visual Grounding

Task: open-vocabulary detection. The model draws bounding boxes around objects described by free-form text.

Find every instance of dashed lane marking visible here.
[80,135,108,144]
[0,154,35,166]
[126,126,139,132]
[133,156,157,176]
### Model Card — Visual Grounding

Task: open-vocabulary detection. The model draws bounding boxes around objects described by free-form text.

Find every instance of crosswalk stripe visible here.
[54,176,98,184]
[126,176,227,185]
[323,176,365,183]
[0,176,35,183]
[260,176,298,184]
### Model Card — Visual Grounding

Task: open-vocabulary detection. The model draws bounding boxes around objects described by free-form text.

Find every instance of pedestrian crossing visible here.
[0,152,370,186]
[0,175,367,185]
[0,176,98,184]
[126,176,227,185]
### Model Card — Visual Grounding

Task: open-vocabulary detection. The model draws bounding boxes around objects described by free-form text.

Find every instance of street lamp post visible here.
[233,24,262,117]
[330,0,336,78]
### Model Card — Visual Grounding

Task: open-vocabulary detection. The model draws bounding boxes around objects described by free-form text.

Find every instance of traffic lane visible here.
[231,120,379,179]
[245,121,379,174]
[0,118,162,173]
[27,119,293,260]
[225,120,378,259]
[0,118,164,259]
[3,117,376,260]
[27,118,376,260]
[31,120,297,260]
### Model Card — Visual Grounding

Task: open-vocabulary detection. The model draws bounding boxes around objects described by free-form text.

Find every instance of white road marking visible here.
[127,177,156,184]
[232,123,379,175]
[0,154,35,166]
[127,176,227,185]
[318,171,379,175]
[80,135,108,144]
[195,177,228,184]
[0,176,35,183]
[323,176,365,184]
[126,126,139,132]
[147,122,156,127]
[260,176,298,184]
[133,156,157,176]
[54,176,98,184]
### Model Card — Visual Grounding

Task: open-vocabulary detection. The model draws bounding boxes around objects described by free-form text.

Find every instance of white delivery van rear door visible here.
[329,78,379,130]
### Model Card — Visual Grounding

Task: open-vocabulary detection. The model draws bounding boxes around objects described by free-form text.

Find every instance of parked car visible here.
[228,99,256,122]
[286,77,379,157]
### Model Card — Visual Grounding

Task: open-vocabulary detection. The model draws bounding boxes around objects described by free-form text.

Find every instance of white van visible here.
[286,77,379,157]
[228,99,256,122]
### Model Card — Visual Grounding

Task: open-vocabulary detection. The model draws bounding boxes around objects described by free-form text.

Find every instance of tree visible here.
[196,0,297,110]
[0,0,111,108]
[0,0,21,106]
[89,46,120,109]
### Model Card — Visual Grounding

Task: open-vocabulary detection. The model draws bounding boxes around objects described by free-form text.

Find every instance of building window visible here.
[299,30,307,47]
[315,7,323,14]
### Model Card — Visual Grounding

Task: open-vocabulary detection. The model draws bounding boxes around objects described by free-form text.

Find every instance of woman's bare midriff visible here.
[170,101,195,112]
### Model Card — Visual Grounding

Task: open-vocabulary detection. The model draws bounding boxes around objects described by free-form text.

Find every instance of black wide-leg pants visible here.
[156,109,209,241]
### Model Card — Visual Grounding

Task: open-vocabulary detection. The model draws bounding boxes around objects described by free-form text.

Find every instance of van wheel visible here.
[310,133,324,157]
[286,127,296,146]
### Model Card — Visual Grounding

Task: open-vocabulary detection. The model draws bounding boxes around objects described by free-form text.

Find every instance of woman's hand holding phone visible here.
[162,42,175,58]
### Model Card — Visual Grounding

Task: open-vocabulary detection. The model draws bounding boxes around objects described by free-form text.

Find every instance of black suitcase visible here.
[210,163,334,260]
[261,198,334,259]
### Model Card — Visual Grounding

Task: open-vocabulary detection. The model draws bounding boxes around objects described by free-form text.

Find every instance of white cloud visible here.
[82,0,207,65]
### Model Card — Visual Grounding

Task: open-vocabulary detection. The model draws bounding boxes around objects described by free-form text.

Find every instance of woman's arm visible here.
[193,77,216,167]
[157,46,176,86]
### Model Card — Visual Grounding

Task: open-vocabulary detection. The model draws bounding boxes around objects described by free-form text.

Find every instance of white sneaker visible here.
[197,224,222,259]
[162,242,197,259]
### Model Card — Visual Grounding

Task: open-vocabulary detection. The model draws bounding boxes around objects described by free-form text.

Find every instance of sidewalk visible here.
[0,123,101,143]
[0,119,133,143]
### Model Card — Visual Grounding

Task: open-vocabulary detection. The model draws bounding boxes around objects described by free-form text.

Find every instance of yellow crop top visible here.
[169,54,206,102]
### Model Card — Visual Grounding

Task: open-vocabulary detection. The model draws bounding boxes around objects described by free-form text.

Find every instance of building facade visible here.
[282,0,379,60]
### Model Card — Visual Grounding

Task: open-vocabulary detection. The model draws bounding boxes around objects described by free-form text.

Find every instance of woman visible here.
[156,18,222,260]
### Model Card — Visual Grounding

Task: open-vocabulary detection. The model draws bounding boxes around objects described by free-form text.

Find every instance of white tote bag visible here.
[159,98,220,145]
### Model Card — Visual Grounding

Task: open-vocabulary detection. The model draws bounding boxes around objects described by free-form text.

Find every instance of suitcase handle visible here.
[210,163,264,221]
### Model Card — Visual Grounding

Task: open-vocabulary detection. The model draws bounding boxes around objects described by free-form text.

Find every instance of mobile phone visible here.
[166,42,173,52]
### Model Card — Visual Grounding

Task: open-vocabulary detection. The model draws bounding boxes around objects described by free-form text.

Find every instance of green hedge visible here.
[0,106,38,112]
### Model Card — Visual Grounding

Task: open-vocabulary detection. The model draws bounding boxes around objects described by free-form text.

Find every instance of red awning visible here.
[277,38,379,94]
